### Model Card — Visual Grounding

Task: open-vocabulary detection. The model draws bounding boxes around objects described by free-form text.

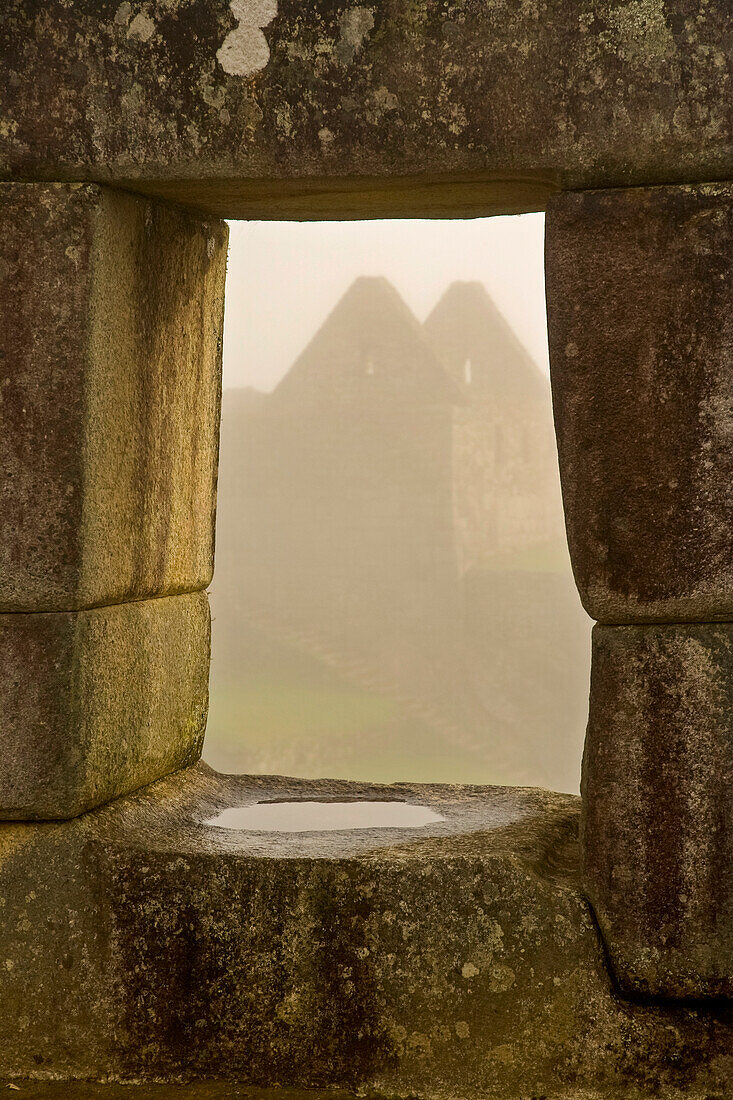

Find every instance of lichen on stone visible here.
[217,0,277,77]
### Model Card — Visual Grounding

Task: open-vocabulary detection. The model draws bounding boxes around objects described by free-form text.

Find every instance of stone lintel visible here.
[0,182,227,612]
[547,181,733,624]
[1,1,731,219]
[0,764,728,1095]
[582,622,733,1000]
[0,593,210,820]
[115,173,556,223]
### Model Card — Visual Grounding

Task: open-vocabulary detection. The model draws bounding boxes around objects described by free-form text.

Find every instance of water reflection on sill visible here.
[203,800,445,833]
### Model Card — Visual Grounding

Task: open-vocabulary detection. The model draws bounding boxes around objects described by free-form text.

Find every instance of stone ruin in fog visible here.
[211,276,590,789]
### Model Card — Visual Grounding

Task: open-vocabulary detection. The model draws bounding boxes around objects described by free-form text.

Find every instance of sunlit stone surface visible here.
[0,183,226,614]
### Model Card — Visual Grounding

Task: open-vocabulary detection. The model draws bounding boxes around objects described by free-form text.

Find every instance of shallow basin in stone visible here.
[182,771,538,856]
[203,800,445,832]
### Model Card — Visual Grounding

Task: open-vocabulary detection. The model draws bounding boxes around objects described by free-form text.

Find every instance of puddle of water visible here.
[203,800,445,832]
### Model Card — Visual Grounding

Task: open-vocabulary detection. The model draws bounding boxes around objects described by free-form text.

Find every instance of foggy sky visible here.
[222,214,547,392]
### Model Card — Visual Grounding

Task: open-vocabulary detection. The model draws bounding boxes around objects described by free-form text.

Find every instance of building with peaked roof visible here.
[271,276,463,411]
[424,280,566,572]
[425,280,549,406]
[215,278,466,724]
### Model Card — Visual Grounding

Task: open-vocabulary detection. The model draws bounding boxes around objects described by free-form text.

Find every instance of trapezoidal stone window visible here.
[0,0,730,1092]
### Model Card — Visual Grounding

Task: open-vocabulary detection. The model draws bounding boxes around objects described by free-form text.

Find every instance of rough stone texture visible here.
[1,1088,354,1100]
[547,181,733,624]
[0,1089,718,1100]
[0,182,227,612]
[0,764,729,1097]
[0,593,210,819]
[0,2,731,219]
[582,623,733,999]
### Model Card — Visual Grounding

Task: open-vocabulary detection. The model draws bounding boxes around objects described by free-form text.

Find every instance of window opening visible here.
[206,217,591,794]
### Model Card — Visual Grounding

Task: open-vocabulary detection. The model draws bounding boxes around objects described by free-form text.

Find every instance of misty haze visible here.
[206,216,591,794]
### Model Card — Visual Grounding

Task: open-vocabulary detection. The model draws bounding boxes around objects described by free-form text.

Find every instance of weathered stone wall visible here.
[546,182,733,625]
[452,403,564,565]
[546,181,733,1000]
[0,183,227,612]
[0,593,211,820]
[0,1,731,218]
[0,182,227,819]
[584,623,732,999]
